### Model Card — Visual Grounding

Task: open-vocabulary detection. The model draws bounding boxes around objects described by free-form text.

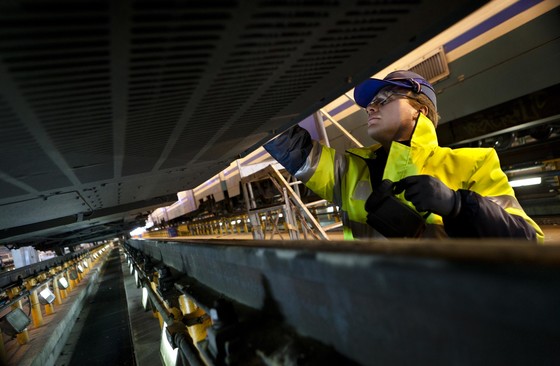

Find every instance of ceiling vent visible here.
[407,47,450,84]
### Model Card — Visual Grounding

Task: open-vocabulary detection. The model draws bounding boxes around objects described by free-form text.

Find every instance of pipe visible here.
[174,332,205,366]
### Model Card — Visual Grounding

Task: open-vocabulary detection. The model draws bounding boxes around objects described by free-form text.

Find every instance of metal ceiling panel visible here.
[0,0,488,249]
[0,192,87,229]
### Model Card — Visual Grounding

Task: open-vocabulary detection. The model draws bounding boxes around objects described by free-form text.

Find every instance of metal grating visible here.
[122,2,228,176]
[177,2,410,163]
[0,95,71,191]
[408,46,450,84]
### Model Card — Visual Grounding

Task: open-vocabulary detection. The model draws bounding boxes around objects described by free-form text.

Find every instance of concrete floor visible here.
[54,248,162,366]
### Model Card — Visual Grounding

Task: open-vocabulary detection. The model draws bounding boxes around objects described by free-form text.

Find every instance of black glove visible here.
[394,175,461,217]
[364,179,395,209]
[263,125,313,176]
[364,179,427,238]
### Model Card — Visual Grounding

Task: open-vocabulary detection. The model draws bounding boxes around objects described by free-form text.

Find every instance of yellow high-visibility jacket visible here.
[265,113,543,242]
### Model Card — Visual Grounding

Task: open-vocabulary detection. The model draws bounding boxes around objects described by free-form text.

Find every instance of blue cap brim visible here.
[354,78,437,110]
[354,79,408,108]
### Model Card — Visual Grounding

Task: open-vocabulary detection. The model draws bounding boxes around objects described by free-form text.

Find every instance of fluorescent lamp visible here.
[39,288,56,305]
[160,324,179,366]
[58,277,69,289]
[142,287,151,311]
[0,308,31,336]
[509,177,541,187]
[130,227,146,236]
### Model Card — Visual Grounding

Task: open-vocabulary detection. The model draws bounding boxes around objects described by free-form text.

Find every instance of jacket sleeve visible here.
[263,125,313,176]
[264,124,345,206]
[443,149,544,242]
[443,189,539,240]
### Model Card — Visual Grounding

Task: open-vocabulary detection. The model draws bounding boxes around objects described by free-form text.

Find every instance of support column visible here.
[26,281,43,328]
[53,276,63,304]
[45,302,55,315]
[313,111,330,147]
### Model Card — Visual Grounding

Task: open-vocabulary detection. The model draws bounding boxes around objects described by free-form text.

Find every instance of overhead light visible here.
[130,227,146,237]
[510,177,542,187]
[0,308,31,337]
[77,264,84,273]
[160,324,179,366]
[58,277,69,289]
[39,287,56,305]
[142,287,152,311]
[83,260,89,268]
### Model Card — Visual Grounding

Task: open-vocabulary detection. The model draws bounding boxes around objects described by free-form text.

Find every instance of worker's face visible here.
[365,88,419,148]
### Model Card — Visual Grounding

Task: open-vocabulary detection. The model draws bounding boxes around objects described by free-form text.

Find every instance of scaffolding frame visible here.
[241,165,333,240]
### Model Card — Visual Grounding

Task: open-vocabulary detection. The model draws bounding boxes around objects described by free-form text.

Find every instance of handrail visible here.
[0,244,103,290]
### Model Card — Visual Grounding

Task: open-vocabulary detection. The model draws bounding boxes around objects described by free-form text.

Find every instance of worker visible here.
[264,70,543,242]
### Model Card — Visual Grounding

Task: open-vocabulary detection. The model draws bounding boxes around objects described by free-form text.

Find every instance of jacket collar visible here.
[346,113,438,159]
[411,113,438,149]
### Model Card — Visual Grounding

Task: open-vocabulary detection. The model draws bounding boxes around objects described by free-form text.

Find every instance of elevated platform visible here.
[2,247,161,366]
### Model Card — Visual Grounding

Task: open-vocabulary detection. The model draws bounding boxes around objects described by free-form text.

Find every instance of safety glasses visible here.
[366,91,415,110]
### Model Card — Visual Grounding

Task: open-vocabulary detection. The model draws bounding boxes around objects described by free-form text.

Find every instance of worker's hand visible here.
[364,179,394,212]
[394,175,461,217]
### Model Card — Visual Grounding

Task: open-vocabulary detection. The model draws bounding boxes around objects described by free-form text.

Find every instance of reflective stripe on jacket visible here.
[266,114,544,242]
